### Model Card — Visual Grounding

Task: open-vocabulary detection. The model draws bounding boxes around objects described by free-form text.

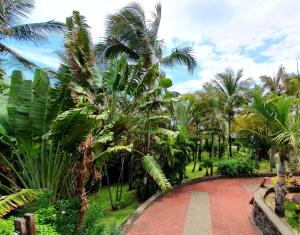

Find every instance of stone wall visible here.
[252,187,295,235]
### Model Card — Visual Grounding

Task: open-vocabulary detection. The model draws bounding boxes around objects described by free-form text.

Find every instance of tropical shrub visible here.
[0,218,13,235]
[217,158,255,176]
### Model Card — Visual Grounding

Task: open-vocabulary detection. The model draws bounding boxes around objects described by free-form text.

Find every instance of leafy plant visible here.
[217,158,255,176]
[0,189,39,217]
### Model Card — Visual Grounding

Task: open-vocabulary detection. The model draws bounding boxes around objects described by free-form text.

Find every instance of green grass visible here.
[185,161,218,180]
[89,184,140,234]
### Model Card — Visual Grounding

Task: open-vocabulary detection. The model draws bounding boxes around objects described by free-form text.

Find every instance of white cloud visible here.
[27,0,300,92]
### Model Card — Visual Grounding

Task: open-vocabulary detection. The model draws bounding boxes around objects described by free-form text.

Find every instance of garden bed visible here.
[252,187,296,235]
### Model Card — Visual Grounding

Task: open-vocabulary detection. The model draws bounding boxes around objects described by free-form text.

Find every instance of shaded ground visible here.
[127,178,266,235]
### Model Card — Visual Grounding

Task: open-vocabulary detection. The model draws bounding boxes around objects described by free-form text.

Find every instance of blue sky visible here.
[4,0,300,93]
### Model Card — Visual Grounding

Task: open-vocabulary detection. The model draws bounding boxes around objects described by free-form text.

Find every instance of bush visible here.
[217,158,255,176]
[0,218,14,235]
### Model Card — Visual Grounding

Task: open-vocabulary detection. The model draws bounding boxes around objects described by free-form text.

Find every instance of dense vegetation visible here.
[1,0,300,234]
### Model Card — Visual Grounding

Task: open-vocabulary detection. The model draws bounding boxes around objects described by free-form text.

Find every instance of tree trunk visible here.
[198,139,202,162]
[210,132,214,176]
[128,154,134,191]
[269,147,276,172]
[228,117,233,158]
[218,135,221,159]
[275,152,286,217]
[192,141,197,172]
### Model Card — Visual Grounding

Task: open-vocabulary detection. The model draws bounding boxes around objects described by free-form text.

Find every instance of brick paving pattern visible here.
[127,178,264,235]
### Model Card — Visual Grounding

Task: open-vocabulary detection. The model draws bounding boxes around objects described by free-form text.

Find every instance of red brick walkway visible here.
[127,178,264,235]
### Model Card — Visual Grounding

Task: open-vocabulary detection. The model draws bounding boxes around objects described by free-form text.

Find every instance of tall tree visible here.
[0,0,64,68]
[214,67,249,158]
[95,2,196,72]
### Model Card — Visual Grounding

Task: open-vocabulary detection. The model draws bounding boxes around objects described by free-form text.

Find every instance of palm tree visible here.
[235,93,300,216]
[214,67,250,158]
[95,2,196,72]
[260,65,288,95]
[0,0,65,68]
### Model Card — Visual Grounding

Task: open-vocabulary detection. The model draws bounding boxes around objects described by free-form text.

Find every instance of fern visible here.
[0,189,40,217]
[142,155,172,193]
[94,144,133,161]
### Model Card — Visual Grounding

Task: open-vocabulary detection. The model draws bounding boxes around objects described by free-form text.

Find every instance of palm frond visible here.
[0,189,40,217]
[7,21,65,43]
[3,0,34,26]
[149,3,161,39]
[0,42,36,68]
[142,155,172,193]
[160,47,197,72]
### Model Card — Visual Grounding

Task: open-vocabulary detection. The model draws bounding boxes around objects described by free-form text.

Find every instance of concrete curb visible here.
[252,187,295,235]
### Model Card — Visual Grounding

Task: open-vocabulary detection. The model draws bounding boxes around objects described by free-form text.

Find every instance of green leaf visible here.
[30,69,50,136]
[142,155,172,193]
[0,189,40,217]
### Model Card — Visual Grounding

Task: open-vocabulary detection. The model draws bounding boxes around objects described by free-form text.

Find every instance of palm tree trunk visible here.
[210,131,214,176]
[218,134,221,159]
[269,147,276,172]
[275,152,286,217]
[192,141,198,172]
[228,116,233,158]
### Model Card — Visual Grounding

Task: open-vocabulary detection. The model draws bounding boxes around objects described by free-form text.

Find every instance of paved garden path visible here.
[127,177,266,235]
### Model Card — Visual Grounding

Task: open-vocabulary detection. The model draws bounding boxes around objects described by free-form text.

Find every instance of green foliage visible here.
[6,70,50,140]
[285,202,300,231]
[0,218,13,235]
[0,143,75,202]
[142,155,172,192]
[0,189,40,217]
[217,158,255,176]
[19,192,80,235]
[78,201,104,235]
[55,198,81,235]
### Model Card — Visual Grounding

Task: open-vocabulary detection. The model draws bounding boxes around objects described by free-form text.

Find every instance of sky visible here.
[5,0,300,93]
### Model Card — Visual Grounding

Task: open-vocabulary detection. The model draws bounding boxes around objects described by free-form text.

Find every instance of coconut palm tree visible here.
[95,2,196,72]
[214,67,250,158]
[0,0,65,68]
[235,92,300,216]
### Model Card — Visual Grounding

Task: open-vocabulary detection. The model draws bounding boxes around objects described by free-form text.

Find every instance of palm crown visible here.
[95,2,197,72]
[0,0,65,68]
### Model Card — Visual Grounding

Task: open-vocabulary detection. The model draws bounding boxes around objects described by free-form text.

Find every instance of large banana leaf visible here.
[6,69,51,140]
[50,108,97,150]
[30,69,50,136]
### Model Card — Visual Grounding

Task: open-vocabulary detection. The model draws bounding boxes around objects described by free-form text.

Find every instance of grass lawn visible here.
[185,161,218,180]
[89,184,140,234]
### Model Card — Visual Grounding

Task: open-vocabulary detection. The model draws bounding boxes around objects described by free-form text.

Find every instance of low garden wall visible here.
[252,187,295,235]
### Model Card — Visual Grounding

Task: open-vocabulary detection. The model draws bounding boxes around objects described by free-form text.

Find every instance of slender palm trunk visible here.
[210,131,214,176]
[275,152,286,217]
[228,116,233,158]
[218,134,221,159]
[192,141,198,172]
[269,147,276,172]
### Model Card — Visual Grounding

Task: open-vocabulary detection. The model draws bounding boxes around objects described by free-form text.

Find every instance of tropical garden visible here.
[1,1,300,234]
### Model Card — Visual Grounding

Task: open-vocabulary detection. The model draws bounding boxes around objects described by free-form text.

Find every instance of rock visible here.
[292,194,300,205]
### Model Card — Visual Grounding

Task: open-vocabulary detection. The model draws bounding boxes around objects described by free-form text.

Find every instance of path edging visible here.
[252,187,295,235]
